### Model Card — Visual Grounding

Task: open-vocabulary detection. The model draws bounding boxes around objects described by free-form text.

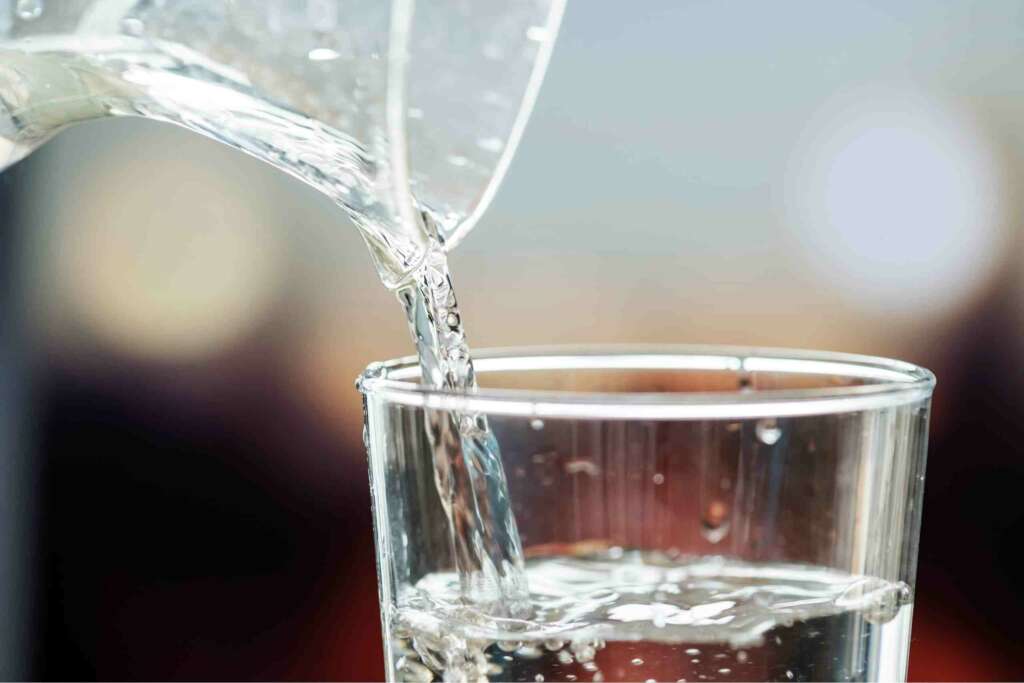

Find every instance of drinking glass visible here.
[358,346,934,683]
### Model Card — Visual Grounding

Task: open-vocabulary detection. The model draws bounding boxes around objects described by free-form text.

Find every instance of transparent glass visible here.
[0,0,565,285]
[359,346,935,683]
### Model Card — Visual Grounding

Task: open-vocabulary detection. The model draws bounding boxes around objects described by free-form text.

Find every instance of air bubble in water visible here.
[718,669,732,675]
[543,639,564,651]
[685,648,700,656]
[571,640,598,663]
[652,472,665,485]
[631,658,644,666]
[700,500,731,543]
[566,460,600,476]
[737,650,748,663]
[785,671,794,680]
[535,675,544,683]
[396,659,433,683]
[756,418,782,445]
[530,418,545,431]
[16,0,43,21]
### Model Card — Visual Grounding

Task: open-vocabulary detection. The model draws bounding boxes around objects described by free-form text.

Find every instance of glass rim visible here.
[357,345,936,420]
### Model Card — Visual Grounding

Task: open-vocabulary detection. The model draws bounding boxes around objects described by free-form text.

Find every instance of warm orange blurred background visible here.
[3,2,1024,680]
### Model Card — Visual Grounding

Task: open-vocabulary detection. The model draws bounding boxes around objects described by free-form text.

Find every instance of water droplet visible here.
[593,672,604,683]
[755,418,782,445]
[530,418,545,431]
[16,0,43,20]
[774,636,783,645]
[543,639,564,651]
[567,677,577,682]
[557,651,574,665]
[645,679,656,683]
[785,671,794,680]
[445,312,460,327]
[631,658,645,666]
[477,137,504,152]
[864,582,912,624]
[535,675,545,683]
[685,648,701,656]
[307,47,341,61]
[691,658,700,664]
[652,472,665,485]
[121,17,145,35]
[677,680,687,683]
[736,650,748,663]
[717,669,731,675]
[497,640,522,652]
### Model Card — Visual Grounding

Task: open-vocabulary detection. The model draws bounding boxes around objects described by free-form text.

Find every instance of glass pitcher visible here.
[0,0,566,286]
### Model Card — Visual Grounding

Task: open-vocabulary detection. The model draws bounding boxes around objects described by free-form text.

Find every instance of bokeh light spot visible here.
[783,88,1007,319]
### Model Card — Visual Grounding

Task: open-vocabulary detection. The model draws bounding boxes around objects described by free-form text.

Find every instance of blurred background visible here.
[3,1,1024,680]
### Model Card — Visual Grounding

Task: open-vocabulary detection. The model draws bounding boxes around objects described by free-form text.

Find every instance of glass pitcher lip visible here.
[356,344,936,420]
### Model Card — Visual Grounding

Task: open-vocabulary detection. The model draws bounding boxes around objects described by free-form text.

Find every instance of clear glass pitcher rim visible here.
[357,344,935,420]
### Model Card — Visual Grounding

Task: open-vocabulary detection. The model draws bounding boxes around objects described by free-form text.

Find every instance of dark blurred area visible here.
[4,2,1024,680]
